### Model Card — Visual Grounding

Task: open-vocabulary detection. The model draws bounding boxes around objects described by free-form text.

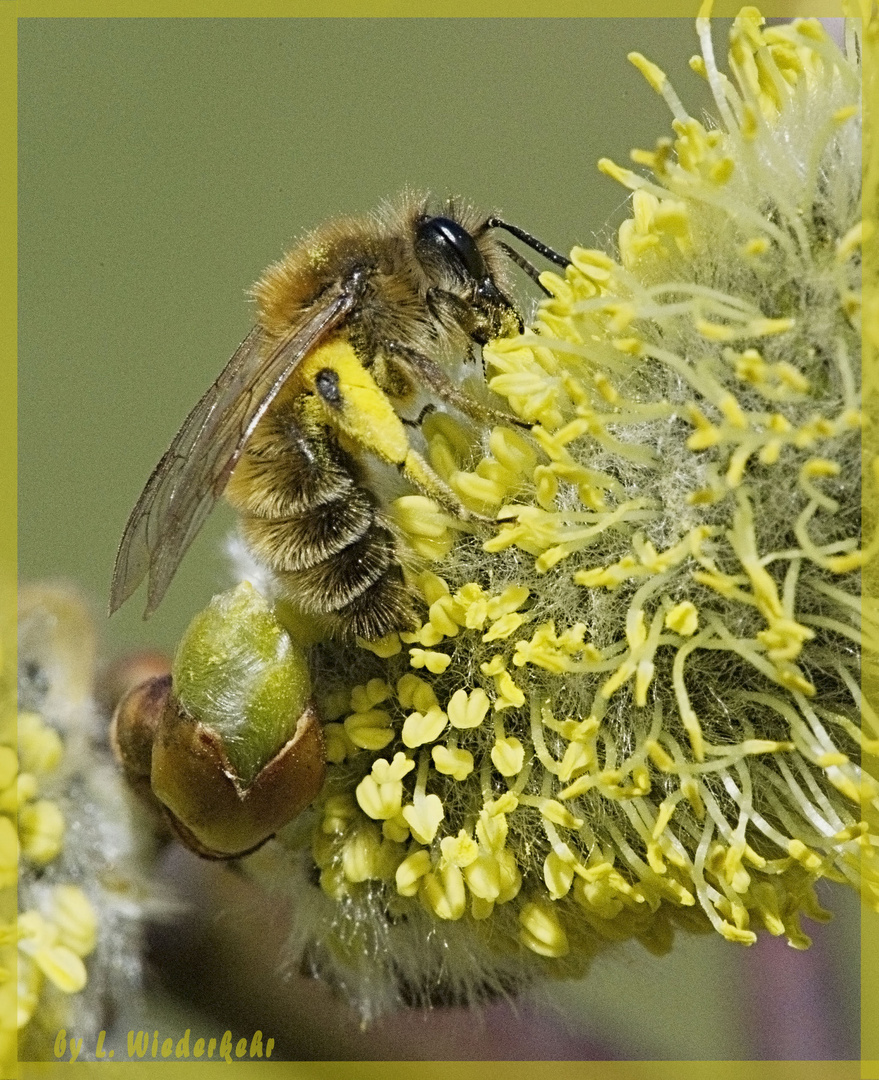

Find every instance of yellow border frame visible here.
[11,5,865,1079]
[861,2,879,1078]
[2,1,15,1077]
[11,2,845,16]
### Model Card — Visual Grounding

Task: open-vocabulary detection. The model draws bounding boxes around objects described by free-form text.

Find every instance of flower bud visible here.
[111,583,325,858]
[150,694,324,859]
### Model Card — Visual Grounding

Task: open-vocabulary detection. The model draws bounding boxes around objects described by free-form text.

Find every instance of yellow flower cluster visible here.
[8,712,97,1039]
[14,583,150,1060]
[269,11,873,1016]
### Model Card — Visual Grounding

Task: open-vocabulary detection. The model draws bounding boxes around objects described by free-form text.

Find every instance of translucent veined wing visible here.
[110,286,357,617]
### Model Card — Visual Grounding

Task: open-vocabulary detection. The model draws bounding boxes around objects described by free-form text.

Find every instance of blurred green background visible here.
[18,16,859,1061]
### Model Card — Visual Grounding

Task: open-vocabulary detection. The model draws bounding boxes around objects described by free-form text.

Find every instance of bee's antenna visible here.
[498,241,554,297]
[483,217,570,270]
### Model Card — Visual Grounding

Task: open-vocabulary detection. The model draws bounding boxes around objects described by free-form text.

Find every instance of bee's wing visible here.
[110,288,356,617]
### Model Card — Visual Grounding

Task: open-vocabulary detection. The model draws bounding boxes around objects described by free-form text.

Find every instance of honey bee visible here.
[110,194,568,639]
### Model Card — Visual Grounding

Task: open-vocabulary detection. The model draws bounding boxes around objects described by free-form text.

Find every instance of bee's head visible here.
[413,214,523,344]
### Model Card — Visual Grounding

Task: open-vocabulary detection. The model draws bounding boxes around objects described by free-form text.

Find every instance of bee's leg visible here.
[402,402,437,429]
[426,285,523,339]
[384,341,529,430]
[424,287,471,329]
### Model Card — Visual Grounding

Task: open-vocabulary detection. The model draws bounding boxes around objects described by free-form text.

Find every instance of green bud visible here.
[172,581,312,785]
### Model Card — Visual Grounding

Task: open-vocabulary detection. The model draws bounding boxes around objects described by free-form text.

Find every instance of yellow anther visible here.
[480,655,505,677]
[344,709,395,751]
[342,827,384,883]
[36,944,88,995]
[402,705,448,748]
[483,612,525,641]
[401,794,444,845]
[689,54,707,78]
[597,158,643,191]
[421,864,467,920]
[635,658,656,705]
[696,319,736,342]
[709,157,735,184]
[349,679,391,712]
[816,752,848,768]
[739,739,793,755]
[355,753,414,820]
[358,632,402,657]
[787,839,822,871]
[321,793,358,833]
[653,201,690,240]
[489,427,537,477]
[408,649,451,674]
[665,601,699,636]
[397,673,429,708]
[440,830,479,868]
[681,776,705,817]
[767,413,791,433]
[395,849,432,896]
[828,551,865,573]
[416,571,451,606]
[775,363,809,392]
[451,469,505,509]
[318,863,349,900]
[630,148,659,170]
[519,901,570,957]
[447,687,490,729]
[382,815,410,843]
[431,744,474,780]
[628,51,667,93]
[544,851,576,899]
[492,668,526,711]
[794,17,825,41]
[474,807,509,855]
[569,247,615,280]
[803,458,840,478]
[421,593,463,634]
[645,740,676,772]
[491,736,525,777]
[719,393,747,428]
[743,237,769,257]
[540,799,584,830]
[415,622,446,648]
[393,496,453,559]
[486,584,530,620]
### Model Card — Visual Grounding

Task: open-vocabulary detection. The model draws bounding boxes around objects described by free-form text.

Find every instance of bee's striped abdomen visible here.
[225,391,415,640]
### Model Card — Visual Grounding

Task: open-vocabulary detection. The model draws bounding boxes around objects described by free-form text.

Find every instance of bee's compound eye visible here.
[315,367,342,407]
[416,216,487,282]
